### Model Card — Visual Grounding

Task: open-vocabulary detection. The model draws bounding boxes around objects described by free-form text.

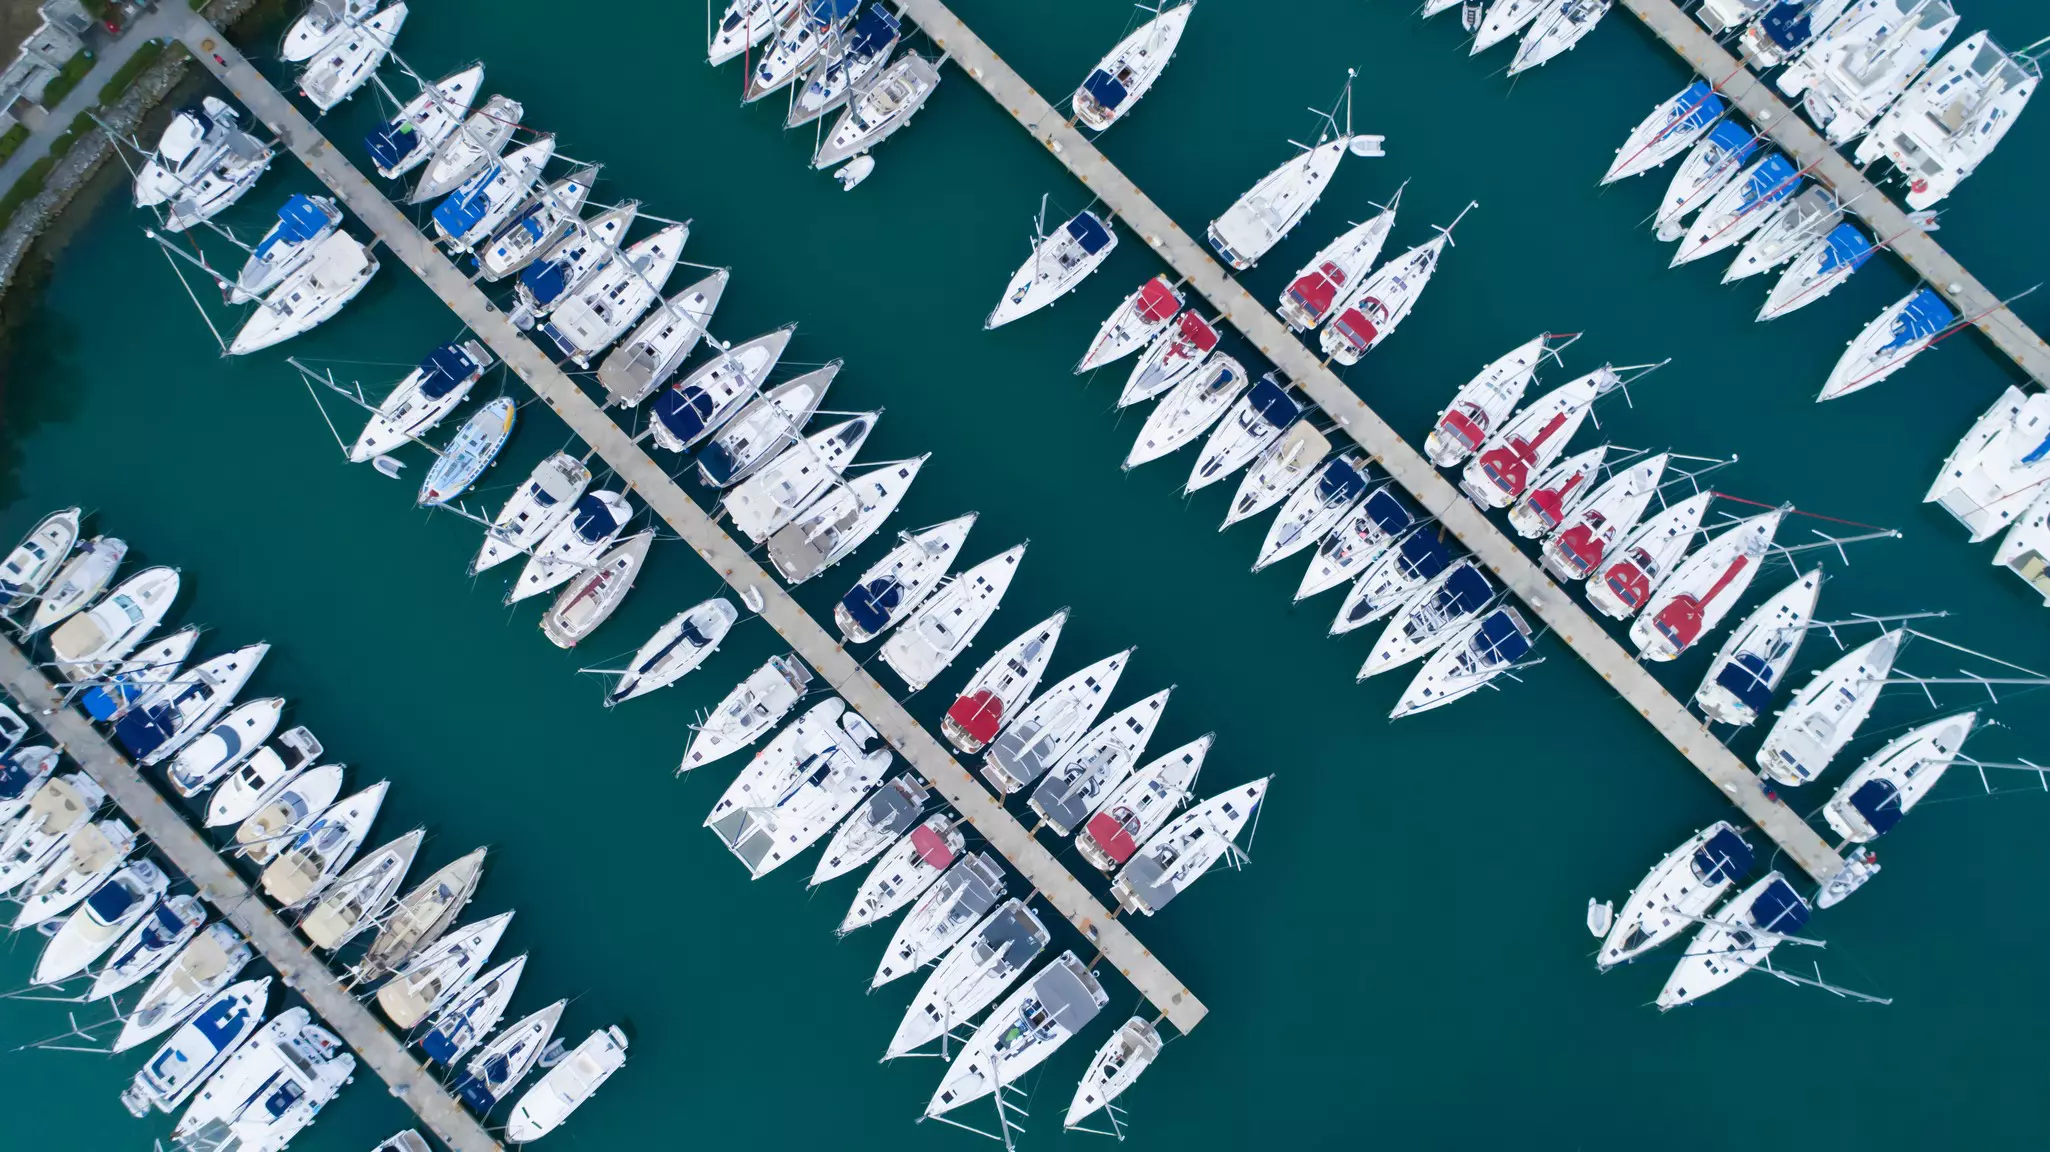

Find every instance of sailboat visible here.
[985,208,1118,329]
[1993,488,2050,605]
[113,925,253,1054]
[813,52,944,168]
[981,650,1131,794]
[840,813,964,933]
[297,3,407,112]
[475,166,598,280]
[877,544,1024,690]
[787,5,902,128]
[1275,186,1401,331]
[88,893,205,1002]
[513,203,639,329]
[0,507,79,612]
[350,340,494,463]
[1722,185,1840,283]
[1855,31,2039,208]
[1458,367,1616,509]
[744,0,859,103]
[1671,152,1802,266]
[1470,0,1547,53]
[1294,484,1416,601]
[1777,0,1959,145]
[364,65,483,181]
[723,413,877,543]
[607,598,739,706]
[813,774,932,887]
[1188,374,1302,493]
[231,762,342,867]
[1390,605,1535,717]
[598,270,733,410]
[472,453,592,576]
[1027,689,1171,837]
[1119,311,1218,407]
[283,0,374,60]
[1072,2,1196,130]
[1756,222,1873,320]
[764,457,927,585]
[1657,873,1811,1009]
[410,94,523,204]
[119,977,270,1116]
[1422,334,1550,468]
[1692,568,1823,726]
[1819,287,1954,400]
[151,107,274,233]
[1756,630,1903,785]
[508,490,633,603]
[1206,78,1377,269]
[0,774,106,896]
[430,135,556,254]
[1111,777,1267,915]
[505,1027,628,1143]
[353,847,486,982]
[1601,80,1726,184]
[418,396,517,507]
[1508,0,1613,74]
[118,643,270,766]
[1125,356,1249,469]
[1066,1018,1164,1131]
[375,912,514,1030]
[1596,822,1754,969]
[1317,205,1474,365]
[835,514,978,644]
[1924,386,2050,541]
[421,954,526,1065]
[260,780,389,910]
[1078,276,1184,372]
[926,953,1108,1118]
[1253,453,1369,572]
[1628,508,1784,662]
[1540,455,1666,582]
[452,999,563,1114]
[230,195,343,303]
[1075,736,1207,871]
[698,363,833,486]
[647,328,802,453]
[1359,559,1496,678]
[540,532,654,648]
[541,223,689,368]
[1585,490,1713,619]
[1505,445,1606,540]
[941,610,1068,754]
[1223,422,1330,528]
[679,655,814,772]
[1653,120,1759,241]
[886,897,1047,1056]
[873,853,1006,987]
[228,232,379,355]
[706,699,893,878]
[710,0,802,65]
[300,828,423,951]
[1822,712,1975,842]
[1329,528,1453,635]
[1735,0,1855,67]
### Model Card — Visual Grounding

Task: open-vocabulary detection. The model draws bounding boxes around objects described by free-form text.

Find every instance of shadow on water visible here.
[0,256,86,509]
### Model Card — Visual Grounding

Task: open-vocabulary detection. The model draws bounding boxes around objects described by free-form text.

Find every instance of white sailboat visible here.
[429,135,556,254]
[1819,287,1954,400]
[813,52,944,168]
[1756,222,1874,321]
[1274,187,1401,331]
[1601,80,1726,184]
[1539,454,1665,583]
[834,515,977,643]
[1294,484,1415,601]
[1110,777,1268,915]
[1390,605,1537,717]
[540,531,654,649]
[420,953,527,1065]
[232,762,343,866]
[940,610,1068,754]
[1359,559,1497,678]
[410,94,523,203]
[1027,688,1171,837]
[874,852,1006,987]
[812,773,931,887]
[841,813,964,933]
[121,643,270,767]
[764,456,927,585]
[986,208,1118,329]
[1471,0,1546,53]
[505,1027,628,1143]
[282,0,374,61]
[1124,355,1249,469]
[1584,490,1714,618]
[926,952,1108,1118]
[1506,445,1606,540]
[260,780,388,909]
[297,3,407,112]
[0,507,80,612]
[1458,367,1616,509]
[299,828,423,951]
[230,195,343,304]
[1692,568,1823,726]
[879,544,1025,691]
[1855,32,2038,208]
[787,5,901,128]
[1629,508,1785,662]
[647,327,800,452]
[1653,120,1759,241]
[375,911,513,1030]
[1078,276,1184,373]
[597,269,733,409]
[1072,2,1195,130]
[1596,822,1754,969]
[1317,205,1474,365]
[1118,311,1219,407]
[353,847,487,982]
[541,223,688,368]
[886,897,1047,1057]
[228,232,379,355]
[364,65,483,181]
[697,361,834,486]
[1657,873,1811,1009]
[1671,152,1802,266]
[1822,712,1975,841]
[1075,735,1208,871]
[724,413,877,543]
[1422,334,1551,468]
[475,166,597,280]
[981,649,1131,794]
[1924,386,2050,540]
[1253,453,1369,572]
[1508,0,1613,74]
[471,452,592,575]
[507,490,632,603]
[452,999,563,1114]
[23,533,123,635]
[1188,373,1302,494]
[1757,630,1903,786]
[349,340,494,462]
[679,654,814,772]
[1206,79,1379,270]
[707,699,893,878]
[744,0,859,103]
[710,0,802,64]
[607,598,739,705]
[1722,185,1841,284]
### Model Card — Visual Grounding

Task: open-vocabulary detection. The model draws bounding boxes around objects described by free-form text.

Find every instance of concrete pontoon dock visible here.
[174,14,1208,1032]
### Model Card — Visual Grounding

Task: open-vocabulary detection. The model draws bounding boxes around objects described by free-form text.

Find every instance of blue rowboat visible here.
[420,397,517,506]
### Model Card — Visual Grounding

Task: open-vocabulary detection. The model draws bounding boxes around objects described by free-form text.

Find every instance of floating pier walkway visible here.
[173,15,1208,1032]
[892,0,1853,888]
[0,639,502,1152]
[1618,0,2050,390]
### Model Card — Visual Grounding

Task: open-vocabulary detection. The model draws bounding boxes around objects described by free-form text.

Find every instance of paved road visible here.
[0,4,187,196]
[174,13,1210,1032]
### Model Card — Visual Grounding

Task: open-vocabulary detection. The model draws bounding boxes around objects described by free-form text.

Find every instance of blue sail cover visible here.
[519,255,571,305]
[1742,153,1800,208]
[697,440,745,487]
[849,3,900,55]
[1885,287,1954,351]
[1713,652,1780,716]
[1748,877,1811,934]
[1674,80,1725,130]
[807,0,858,20]
[114,703,180,759]
[1474,609,1532,664]
[431,164,502,241]
[840,578,902,635]
[652,387,718,447]
[1439,564,1492,615]
[364,117,422,171]
[1816,224,1873,274]
[0,757,33,798]
[1363,488,1414,535]
[1692,827,1755,884]
[1397,531,1453,582]
[1067,212,1113,255]
[1757,0,1824,51]
[1083,69,1130,112]
[1848,779,1905,836]
[569,493,618,542]
[417,343,480,400]
[260,196,332,259]
[1703,119,1759,167]
[1317,459,1367,503]
[1248,376,1299,427]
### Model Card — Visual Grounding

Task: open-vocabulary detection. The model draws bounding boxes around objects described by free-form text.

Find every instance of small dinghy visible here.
[1585,898,1614,937]
[540,532,654,648]
[365,64,483,181]
[1077,276,1183,374]
[607,598,739,706]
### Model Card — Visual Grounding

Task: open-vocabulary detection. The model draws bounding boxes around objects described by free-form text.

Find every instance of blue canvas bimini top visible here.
[653,387,719,446]
[1475,609,1532,664]
[1748,877,1812,934]
[569,493,618,542]
[1439,564,1492,616]
[253,195,333,262]
[1066,212,1113,255]
[1675,80,1725,130]
[1083,69,1129,112]
[1815,224,1874,274]
[1704,119,1759,164]
[1693,827,1755,885]
[1849,779,1905,836]
[1714,652,1780,716]
[840,578,902,635]
[363,117,420,170]
[1363,488,1413,535]
[1248,377,1299,426]
[1397,531,1453,582]
[1743,153,1800,206]
[418,343,481,400]
[1885,287,1955,351]
[1317,458,1367,503]
[519,257,569,305]
[1758,0,1823,51]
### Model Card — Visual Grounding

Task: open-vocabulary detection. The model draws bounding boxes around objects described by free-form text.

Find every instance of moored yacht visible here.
[1275,189,1401,331]
[1506,445,1606,540]
[1072,2,1195,130]
[1657,873,1811,1009]
[1078,276,1184,372]
[1359,559,1496,678]
[835,514,976,643]
[0,745,57,832]
[841,813,963,933]
[232,762,343,867]
[1540,453,1666,582]
[364,65,483,181]
[1119,311,1218,407]
[170,1006,355,1150]
[1692,568,1823,726]
[228,232,379,355]
[117,643,269,767]
[354,846,486,982]
[1459,367,1615,509]
[710,0,802,65]
[1671,152,1802,266]
[1075,735,1208,871]
[506,1026,628,1143]
[874,852,1006,987]
[765,456,927,585]
[260,780,389,909]
[723,413,877,543]
[1822,712,1975,841]
[430,135,556,254]
[154,113,274,234]
[1111,777,1268,915]
[597,270,732,409]
[927,952,1108,1118]
[1723,185,1841,283]
[986,210,1118,329]
[77,626,196,720]
[787,5,902,128]
[453,999,562,1115]
[1223,422,1331,529]
[1508,0,1613,75]
[0,772,107,895]
[541,223,689,368]
[813,773,931,887]
[11,817,135,930]
[136,99,252,210]
[230,195,342,303]
[282,0,373,61]
[1317,206,1473,365]
[418,396,517,507]
[119,977,270,1117]
[511,202,636,326]
[1819,286,1954,400]
[712,702,895,878]
[648,327,800,453]
[981,649,1130,794]
[349,340,494,462]
[887,897,1048,1057]
[421,953,526,1065]
[941,610,1067,754]
[508,490,632,603]
[87,892,205,1001]
[1067,1017,1164,1130]
[698,362,832,486]
[1585,490,1713,618]
[540,532,655,649]
[1294,484,1415,601]
[1777,0,1958,145]
[1736,0,1854,67]
[1471,0,1546,53]
[1653,120,1760,241]
[205,726,322,828]
[1601,80,1726,184]
[1329,526,1454,635]
[375,911,514,1030]
[1028,688,1171,837]
[1756,222,1873,320]
[1125,355,1249,469]
[410,93,523,203]
[679,654,814,772]
[744,0,859,104]
[1206,134,1358,271]
[1923,386,2050,540]
[1596,822,1754,969]
[300,828,423,951]
[1628,508,1784,662]
[1993,488,2050,605]
[0,506,79,612]
[475,166,597,280]
[114,924,253,1053]
[1856,32,2038,208]
[607,598,739,705]
[24,533,123,635]
[878,543,1024,690]
[1422,333,1550,468]
[814,52,944,169]
[164,695,285,797]
[1253,453,1369,572]
[34,858,168,985]
[1188,373,1301,493]
[1757,630,1903,785]
[297,3,407,112]
[1390,605,1536,717]
[472,452,592,575]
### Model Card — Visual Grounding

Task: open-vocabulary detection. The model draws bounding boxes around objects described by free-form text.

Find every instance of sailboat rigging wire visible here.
[1706,492,1896,533]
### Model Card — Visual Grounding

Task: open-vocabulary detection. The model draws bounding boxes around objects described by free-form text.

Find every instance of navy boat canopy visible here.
[1704,119,1758,161]
[418,343,480,400]
[364,117,421,171]
[1848,779,1905,836]
[1397,530,1453,581]
[1439,563,1492,615]
[1748,877,1812,934]
[840,578,902,635]
[808,0,858,20]
[1676,80,1725,130]
[1067,212,1113,255]
[1474,608,1532,664]
[430,166,500,240]
[1885,287,1955,350]
[569,493,617,542]
[697,440,744,487]
[1363,487,1413,535]
[1816,224,1873,274]
[1757,0,1824,51]
[652,386,718,446]
[1248,376,1299,426]
[1692,827,1755,885]
[1317,458,1367,503]
[1083,69,1130,112]
[85,877,141,922]
[113,704,178,759]
[850,3,901,52]
[519,257,569,305]
[1713,652,1780,717]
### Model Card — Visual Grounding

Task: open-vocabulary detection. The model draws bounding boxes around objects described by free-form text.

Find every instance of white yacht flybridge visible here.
[1206,72,1384,270]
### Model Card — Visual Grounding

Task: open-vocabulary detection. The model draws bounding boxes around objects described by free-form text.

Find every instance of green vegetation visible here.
[0,156,57,231]
[189,0,209,11]
[79,0,110,18]
[0,123,28,165]
[39,50,95,108]
[99,39,167,105]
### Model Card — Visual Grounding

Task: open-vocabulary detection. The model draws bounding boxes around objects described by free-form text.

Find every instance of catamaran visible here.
[505,1027,627,1143]
[1073,2,1195,130]
[349,340,493,463]
[1585,490,1713,618]
[232,762,342,867]
[376,911,513,1029]
[710,0,802,64]
[1028,689,1170,837]
[1654,119,1760,242]
[1111,777,1267,914]
[46,565,179,682]
[607,598,738,705]
[25,533,124,636]
[941,610,1067,754]
[1126,355,1249,469]
[34,858,167,985]
[1601,80,1726,184]
[421,953,526,1065]
[1672,152,1802,266]
[1855,32,2038,208]
[452,999,562,1114]
[472,453,591,575]
[787,5,902,128]
[119,977,270,1117]
[1509,0,1613,74]
[1207,85,1379,270]
[205,727,321,829]
[648,327,801,452]
[410,93,523,203]
[886,898,1047,1056]
[170,1006,355,1150]
[1820,286,1954,400]
[1119,311,1218,407]
[1360,559,1495,677]
[679,654,814,772]
[540,532,653,648]
[986,210,1118,329]
[1330,528,1454,635]
[1254,453,1369,572]
[364,65,483,181]
[1692,568,1822,726]
[707,699,894,878]
[1924,385,2050,540]
[260,780,388,909]
[1722,185,1839,283]
[835,514,977,643]
[353,847,486,982]
[228,232,378,355]
[431,135,556,254]
[814,52,944,168]
[1075,736,1207,871]
[1539,453,1665,582]
[874,853,1005,987]
[299,828,422,951]
[1596,822,1754,969]
[813,774,931,887]
[879,544,1024,690]
[1993,489,2050,605]
[1275,188,1401,331]
[1629,508,1784,662]
[1459,367,1616,509]
[1224,423,1332,529]
[1506,445,1606,539]
[1390,605,1535,717]
[1777,0,1958,145]
[1657,873,1810,1009]
[1822,712,1975,841]
[1079,276,1183,372]
[1188,374,1301,493]
[765,457,927,584]
[1422,334,1551,468]
[840,814,963,933]
[507,490,632,603]
[926,952,1108,1118]
[597,270,732,409]
[698,361,832,486]
[0,773,105,895]
[1294,484,1414,601]
[981,650,1131,794]
[418,396,516,507]
[1757,221,1873,320]
[298,3,407,112]
[724,414,877,543]
[1318,206,1474,366]
[1757,630,1902,785]
[117,644,269,766]
[542,223,688,368]
[475,166,596,280]
[229,195,343,304]
[0,506,78,612]
[745,0,859,103]
[164,696,284,797]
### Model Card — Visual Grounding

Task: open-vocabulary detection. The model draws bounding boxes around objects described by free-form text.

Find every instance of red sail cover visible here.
[1082,811,1140,865]
[1653,555,1750,652]
[1437,405,1488,453]
[1601,554,1654,611]
[910,823,957,870]
[1525,471,1589,531]
[1179,311,1220,352]
[1476,412,1569,498]
[946,690,1005,747]
[1552,522,1607,578]
[1331,307,1378,353]
[1136,277,1182,323]
[1285,262,1347,321]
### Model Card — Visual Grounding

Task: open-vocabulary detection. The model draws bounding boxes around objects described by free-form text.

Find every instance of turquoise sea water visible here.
[2,0,2049,1148]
